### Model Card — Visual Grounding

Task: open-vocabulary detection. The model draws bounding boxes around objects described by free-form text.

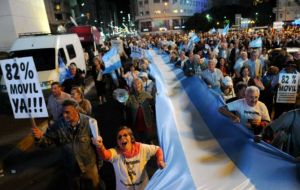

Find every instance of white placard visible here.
[130,46,144,59]
[273,21,284,30]
[0,57,48,118]
[111,39,124,54]
[276,73,299,103]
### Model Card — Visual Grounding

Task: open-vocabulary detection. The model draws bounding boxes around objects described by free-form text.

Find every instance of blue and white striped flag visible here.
[191,34,200,43]
[209,28,216,34]
[102,47,122,74]
[222,24,230,36]
[249,37,262,48]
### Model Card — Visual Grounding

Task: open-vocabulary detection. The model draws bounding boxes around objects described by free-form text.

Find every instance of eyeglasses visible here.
[118,134,129,140]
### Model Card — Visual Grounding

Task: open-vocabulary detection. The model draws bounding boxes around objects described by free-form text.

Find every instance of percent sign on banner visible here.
[0,57,48,118]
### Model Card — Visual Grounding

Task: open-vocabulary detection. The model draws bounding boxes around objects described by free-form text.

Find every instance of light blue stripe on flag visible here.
[222,24,230,36]
[249,37,262,48]
[102,47,122,74]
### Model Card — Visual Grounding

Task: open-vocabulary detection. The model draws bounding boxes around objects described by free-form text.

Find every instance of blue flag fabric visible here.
[102,47,122,74]
[292,19,300,25]
[58,57,71,83]
[222,24,230,36]
[191,34,200,43]
[249,37,262,48]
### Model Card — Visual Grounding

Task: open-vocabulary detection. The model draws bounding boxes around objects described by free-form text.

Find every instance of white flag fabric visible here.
[89,118,100,140]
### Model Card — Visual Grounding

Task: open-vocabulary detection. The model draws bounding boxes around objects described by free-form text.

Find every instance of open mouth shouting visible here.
[117,132,131,151]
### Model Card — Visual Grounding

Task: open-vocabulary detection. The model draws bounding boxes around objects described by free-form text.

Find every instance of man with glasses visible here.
[218,86,270,134]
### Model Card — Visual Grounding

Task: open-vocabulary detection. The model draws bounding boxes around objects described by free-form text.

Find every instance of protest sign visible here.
[0,57,48,118]
[130,46,144,59]
[111,39,124,54]
[276,73,299,103]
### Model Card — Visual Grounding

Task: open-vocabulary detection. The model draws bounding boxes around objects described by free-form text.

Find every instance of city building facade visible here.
[132,0,210,33]
[273,0,300,21]
[44,0,118,34]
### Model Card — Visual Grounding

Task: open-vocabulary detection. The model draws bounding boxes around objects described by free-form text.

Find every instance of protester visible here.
[71,86,92,115]
[175,51,188,68]
[201,58,224,93]
[92,57,106,105]
[216,57,229,76]
[183,52,196,76]
[122,63,139,90]
[92,126,166,190]
[262,109,300,158]
[139,72,155,95]
[271,61,300,119]
[245,50,263,79]
[62,63,85,94]
[234,65,256,87]
[126,78,155,143]
[221,76,235,102]
[218,86,270,134]
[32,99,103,190]
[47,82,71,122]
[234,51,248,78]
[227,81,247,103]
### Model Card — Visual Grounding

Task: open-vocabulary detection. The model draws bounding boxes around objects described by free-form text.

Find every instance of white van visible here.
[0,34,86,94]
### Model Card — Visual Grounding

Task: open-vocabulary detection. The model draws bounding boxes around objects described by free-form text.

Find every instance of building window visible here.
[173,0,177,3]
[139,1,143,7]
[145,11,150,15]
[66,44,76,59]
[154,0,160,3]
[55,13,63,21]
[140,11,144,16]
[144,0,149,4]
[280,14,283,18]
[162,0,169,2]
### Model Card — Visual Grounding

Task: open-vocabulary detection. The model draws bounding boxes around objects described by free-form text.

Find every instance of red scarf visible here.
[119,142,140,158]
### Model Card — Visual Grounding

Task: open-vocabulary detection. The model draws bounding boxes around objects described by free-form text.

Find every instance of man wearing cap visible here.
[32,99,102,190]
[219,86,270,134]
[221,76,236,102]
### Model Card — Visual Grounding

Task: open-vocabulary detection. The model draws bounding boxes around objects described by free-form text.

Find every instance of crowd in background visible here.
[33,25,300,189]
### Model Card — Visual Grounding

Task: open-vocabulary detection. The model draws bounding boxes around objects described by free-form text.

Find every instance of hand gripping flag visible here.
[102,47,122,74]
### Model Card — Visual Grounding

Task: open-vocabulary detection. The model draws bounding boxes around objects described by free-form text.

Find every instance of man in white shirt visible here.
[219,86,270,133]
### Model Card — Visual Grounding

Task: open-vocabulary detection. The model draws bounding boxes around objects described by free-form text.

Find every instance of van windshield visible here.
[10,48,55,71]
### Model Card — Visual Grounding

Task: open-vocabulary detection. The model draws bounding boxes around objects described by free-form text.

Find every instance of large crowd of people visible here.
[31,26,300,189]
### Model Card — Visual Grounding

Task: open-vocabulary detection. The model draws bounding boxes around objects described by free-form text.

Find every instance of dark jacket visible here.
[37,114,97,173]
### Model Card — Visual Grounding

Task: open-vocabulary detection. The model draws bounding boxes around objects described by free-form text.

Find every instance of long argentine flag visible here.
[102,47,122,74]
[249,37,262,48]
[143,49,300,190]
[222,24,230,36]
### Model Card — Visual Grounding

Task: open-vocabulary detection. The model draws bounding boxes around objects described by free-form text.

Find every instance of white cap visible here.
[222,76,233,86]
[139,72,148,79]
